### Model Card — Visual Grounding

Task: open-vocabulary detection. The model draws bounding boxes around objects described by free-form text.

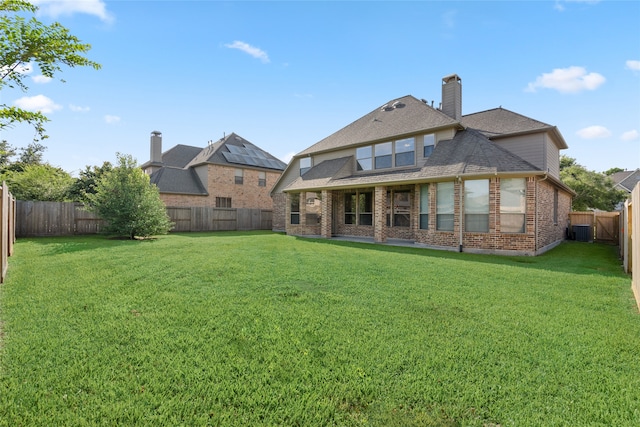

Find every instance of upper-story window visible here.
[356,137,416,172]
[395,138,415,167]
[375,142,392,169]
[356,146,372,171]
[424,134,435,158]
[234,168,243,185]
[300,157,312,176]
[258,171,266,187]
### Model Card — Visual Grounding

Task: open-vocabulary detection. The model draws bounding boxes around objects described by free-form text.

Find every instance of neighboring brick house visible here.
[141,132,286,209]
[271,74,575,255]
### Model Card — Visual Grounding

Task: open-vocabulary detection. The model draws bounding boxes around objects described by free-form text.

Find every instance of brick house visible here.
[271,74,575,255]
[141,132,286,209]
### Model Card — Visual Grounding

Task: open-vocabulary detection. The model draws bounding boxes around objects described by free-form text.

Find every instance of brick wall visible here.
[160,165,281,210]
[279,175,571,255]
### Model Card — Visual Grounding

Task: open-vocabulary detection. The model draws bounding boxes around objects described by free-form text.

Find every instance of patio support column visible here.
[374,186,387,243]
[285,192,291,233]
[299,192,307,226]
[321,190,332,238]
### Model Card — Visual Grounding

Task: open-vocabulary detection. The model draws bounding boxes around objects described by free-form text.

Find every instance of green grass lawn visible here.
[0,232,638,426]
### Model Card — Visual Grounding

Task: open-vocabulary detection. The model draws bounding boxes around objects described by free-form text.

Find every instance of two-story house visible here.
[271,74,575,255]
[141,132,286,210]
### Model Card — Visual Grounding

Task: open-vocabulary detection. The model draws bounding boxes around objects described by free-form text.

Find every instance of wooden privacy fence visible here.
[15,201,273,237]
[0,182,16,283]
[568,211,620,243]
[621,183,639,310]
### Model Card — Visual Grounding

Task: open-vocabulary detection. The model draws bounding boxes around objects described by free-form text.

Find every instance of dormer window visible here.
[300,157,312,176]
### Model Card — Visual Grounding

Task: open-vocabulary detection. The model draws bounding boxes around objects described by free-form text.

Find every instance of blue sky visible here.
[3,0,639,176]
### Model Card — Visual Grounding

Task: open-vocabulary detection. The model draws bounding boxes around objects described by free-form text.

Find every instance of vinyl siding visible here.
[494,133,546,171]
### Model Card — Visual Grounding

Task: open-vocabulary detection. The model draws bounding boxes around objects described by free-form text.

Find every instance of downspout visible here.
[458,176,463,252]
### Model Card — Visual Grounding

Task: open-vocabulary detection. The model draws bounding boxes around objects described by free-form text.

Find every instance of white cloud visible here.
[69,104,90,112]
[526,66,605,93]
[13,94,62,113]
[626,60,640,71]
[554,0,601,11]
[31,0,114,23]
[620,130,639,141]
[576,125,611,139]
[224,41,270,63]
[104,115,121,124]
[32,75,52,84]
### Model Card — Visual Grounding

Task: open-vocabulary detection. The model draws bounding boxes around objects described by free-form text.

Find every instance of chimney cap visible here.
[442,74,461,84]
[151,130,162,136]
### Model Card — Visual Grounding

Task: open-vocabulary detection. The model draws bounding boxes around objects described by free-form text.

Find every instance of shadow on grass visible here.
[293,235,627,278]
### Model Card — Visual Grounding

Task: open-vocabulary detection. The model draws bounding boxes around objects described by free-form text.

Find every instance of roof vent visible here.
[392,101,405,109]
[381,103,394,111]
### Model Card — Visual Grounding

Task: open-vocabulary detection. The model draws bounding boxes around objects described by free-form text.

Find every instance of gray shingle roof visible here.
[297,95,459,156]
[159,144,204,168]
[186,133,287,171]
[282,129,541,191]
[611,169,640,192]
[145,132,285,195]
[149,167,208,195]
[461,107,552,137]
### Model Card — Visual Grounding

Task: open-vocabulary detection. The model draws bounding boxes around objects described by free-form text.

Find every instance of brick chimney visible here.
[441,74,462,120]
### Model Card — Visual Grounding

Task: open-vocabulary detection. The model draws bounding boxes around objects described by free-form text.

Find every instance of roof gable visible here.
[149,167,208,195]
[611,169,640,192]
[298,95,459,156]
[161,144,204,168]
[461,107,552,137]
[424,129,541,177]
[186,133,286,171]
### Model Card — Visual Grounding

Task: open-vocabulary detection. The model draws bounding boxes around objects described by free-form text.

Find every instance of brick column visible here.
[285,192,291,232]
[374,186,387,243]
[299,192,306,226]
[321,190,332,238]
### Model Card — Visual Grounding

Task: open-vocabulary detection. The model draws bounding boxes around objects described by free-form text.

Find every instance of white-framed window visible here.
[357,137,416,172]
[234,168,243,185]
[500,178,526,233]
[375,142,392,169]
[258,171,266,187]
[395,138,415,167]
[436,182,454,231]
[420,184,429,230]
[464,179,489,233]
[423,134,435,158]
[300,157,312,176]
[356,146,372,171]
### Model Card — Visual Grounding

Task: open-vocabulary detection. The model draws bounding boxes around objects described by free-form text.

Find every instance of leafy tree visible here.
[560,155,627,211]
[68,161,113,203]
[88,153,173,239]
[1,0,100,140]
[604,167,624,176]
[0,139,16,167]
[2,163,72,201]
